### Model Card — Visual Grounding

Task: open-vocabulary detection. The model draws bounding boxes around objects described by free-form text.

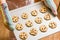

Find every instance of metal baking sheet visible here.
[10,2,60,40]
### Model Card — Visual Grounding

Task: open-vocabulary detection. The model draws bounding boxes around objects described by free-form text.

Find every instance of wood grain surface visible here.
[0,0,60,40]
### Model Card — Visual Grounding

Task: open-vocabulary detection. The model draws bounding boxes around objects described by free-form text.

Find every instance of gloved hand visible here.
[41,0,60,16]
[0,0,14,31]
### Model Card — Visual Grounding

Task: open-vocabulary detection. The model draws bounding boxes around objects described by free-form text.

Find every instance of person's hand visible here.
[0,0,14,31]
[41,0,60,16]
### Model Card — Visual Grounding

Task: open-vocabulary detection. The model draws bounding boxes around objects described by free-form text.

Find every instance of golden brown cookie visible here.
[35,17,42,24]
[19,32,28,40]
[40,25,48,32]
[21,13,28,19]
[15,23,23,31]
[40,6,47,13]
[31,10,38,16]
[12,15,19,23]
[44,13,51,20]
[29,28,38,36]
[49,22,57,29]
[25,20,33,27]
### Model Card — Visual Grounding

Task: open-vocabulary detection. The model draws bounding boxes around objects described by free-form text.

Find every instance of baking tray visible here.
[10,2,60,40]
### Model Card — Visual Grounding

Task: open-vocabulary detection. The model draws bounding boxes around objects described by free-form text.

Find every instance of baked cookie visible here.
[40,6,47,13]
[49,22,57,29]
[29,28,38,36]
[35,17,42,24]
[15,23,23,31]
[25,20,33,27]
[44,13,51,20]
[21,13,28,19]
[31,10,38,16]
[12,15,19,23]
[40,25,48,32]
[19,32,28,40]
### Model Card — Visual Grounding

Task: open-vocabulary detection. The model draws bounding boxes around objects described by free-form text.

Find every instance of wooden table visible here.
[0,0,60,40]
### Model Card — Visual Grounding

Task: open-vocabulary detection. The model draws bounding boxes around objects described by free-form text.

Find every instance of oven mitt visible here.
[0,3,14,31]
[44,0,57,16]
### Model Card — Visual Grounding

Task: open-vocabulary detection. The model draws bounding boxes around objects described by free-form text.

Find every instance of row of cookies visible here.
[12,13,51,23]
[15,21,57,31]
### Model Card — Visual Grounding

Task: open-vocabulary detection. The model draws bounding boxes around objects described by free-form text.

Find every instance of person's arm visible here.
[1,0,14,31]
